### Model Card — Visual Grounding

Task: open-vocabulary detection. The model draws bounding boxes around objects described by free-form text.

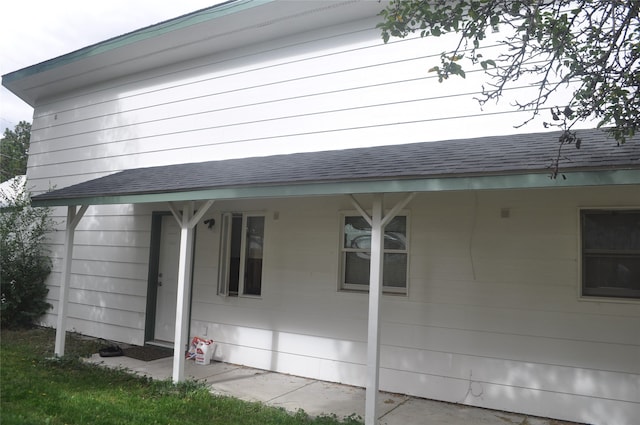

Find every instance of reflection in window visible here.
[218,213,264,297]
[341,215,408,293]
[581,210,640,299]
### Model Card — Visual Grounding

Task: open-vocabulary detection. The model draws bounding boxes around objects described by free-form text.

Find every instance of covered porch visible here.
[42,191,416,425]
[31,130,640,425]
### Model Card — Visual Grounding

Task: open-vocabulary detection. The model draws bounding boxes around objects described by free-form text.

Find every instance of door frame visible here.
[145,211,196,344]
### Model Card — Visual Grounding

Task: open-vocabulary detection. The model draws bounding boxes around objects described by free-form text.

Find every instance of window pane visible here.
[342,215,408,291]
[228,214,242,294]
[583,211,640,251]
[344,216,407,251]
[243,216,264,296]
[383,253,407,287]
[345,216,370,249]
[582,210,640,299]
[344,252,370,285]
[344,252,407,288]
[385,216,406,250]
[584,255,640,295]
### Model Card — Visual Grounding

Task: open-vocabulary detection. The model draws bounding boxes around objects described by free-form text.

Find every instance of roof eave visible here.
[30,168,640,208]
[2,0,388,107]
[1,0,273,106]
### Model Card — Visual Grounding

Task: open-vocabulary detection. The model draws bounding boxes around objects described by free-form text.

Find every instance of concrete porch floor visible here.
[87,354,580,425]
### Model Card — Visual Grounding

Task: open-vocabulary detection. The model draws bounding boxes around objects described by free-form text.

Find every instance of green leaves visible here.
[1,121,31,182]
[379,0,504,84]
[480,59,496,70]
[428,54,467,82]
[1,179,55,328]
[447,61,466,79]
[378,0,640,147]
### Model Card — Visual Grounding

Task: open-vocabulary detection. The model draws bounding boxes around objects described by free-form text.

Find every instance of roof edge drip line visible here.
[30,169,640,208]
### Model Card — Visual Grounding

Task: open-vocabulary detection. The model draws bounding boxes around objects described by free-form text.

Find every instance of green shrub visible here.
[1,178,55,328]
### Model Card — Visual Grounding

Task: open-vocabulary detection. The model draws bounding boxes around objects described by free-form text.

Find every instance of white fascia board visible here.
[29,169,640,207]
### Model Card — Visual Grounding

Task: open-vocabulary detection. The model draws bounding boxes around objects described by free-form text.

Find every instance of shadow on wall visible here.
[377,327,638,425]
[42,204,154,345]
[188,298,638,424]
[202,320,367,384]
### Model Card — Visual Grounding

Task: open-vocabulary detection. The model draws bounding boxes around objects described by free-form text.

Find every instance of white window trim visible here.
[577,206,640,304]
[218,211,265,299]
[338,210,410,295]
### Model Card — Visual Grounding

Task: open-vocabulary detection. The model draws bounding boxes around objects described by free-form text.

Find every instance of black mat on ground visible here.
[123,345,173,361]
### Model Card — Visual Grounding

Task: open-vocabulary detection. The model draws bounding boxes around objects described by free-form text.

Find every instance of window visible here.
[581,209,640,299]
[340,214,408,293]
[218,213,264,297]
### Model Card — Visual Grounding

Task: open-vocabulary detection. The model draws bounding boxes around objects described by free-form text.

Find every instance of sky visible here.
[1,0,225,131]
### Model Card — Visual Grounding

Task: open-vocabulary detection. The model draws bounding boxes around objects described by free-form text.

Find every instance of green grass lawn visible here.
[1,327,362,425]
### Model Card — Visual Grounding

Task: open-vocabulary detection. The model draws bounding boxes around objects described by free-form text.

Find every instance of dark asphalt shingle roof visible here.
[32,129,639,202]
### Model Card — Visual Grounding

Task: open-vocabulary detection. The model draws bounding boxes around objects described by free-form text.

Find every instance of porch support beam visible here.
[361,192,415,425]
[349,195,372,226]
[365,194,384,425]
[169,200,215,383]
[54,204,89,357]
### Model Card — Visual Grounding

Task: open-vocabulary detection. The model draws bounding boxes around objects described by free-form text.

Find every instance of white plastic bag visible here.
[195,339,214,365]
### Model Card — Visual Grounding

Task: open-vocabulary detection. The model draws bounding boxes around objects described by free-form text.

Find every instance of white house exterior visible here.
[2,2,639,425]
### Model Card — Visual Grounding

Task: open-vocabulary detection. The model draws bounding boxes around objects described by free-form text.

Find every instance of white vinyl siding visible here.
[189,189,640,425]
[39,204,155,344]
[36,188,640,425]
[27,16,541,198]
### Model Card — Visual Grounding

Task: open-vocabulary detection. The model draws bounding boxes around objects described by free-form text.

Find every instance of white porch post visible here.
[169,200,214,383]
[365,194,384,425]
[171,202,194,383]
[351,193,415,425]
[54,204,88,357]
